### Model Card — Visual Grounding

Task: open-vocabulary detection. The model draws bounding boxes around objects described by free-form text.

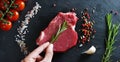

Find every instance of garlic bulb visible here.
[83,46,96,54]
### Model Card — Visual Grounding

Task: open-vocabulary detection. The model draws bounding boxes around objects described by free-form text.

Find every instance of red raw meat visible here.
[36,12,78,52]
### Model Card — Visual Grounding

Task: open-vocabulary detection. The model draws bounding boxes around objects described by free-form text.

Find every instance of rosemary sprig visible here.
[0,0,15,22]
[102,13,120,62]
[50,21,68,43]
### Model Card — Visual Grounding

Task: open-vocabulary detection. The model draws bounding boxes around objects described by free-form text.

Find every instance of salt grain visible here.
[15,2,41,55]
[115,11,118,15]
[79,44,83,47]
[53,3,56,7]
[92,9,95,13]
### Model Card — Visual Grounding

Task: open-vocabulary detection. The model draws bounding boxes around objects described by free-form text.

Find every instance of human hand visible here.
[21,42,53,62]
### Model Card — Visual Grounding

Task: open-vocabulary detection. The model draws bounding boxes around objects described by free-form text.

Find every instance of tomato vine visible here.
[0,0,26,31]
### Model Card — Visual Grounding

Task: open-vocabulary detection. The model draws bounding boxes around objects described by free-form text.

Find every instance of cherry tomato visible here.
[0,20,12,31]
[7,10,19,22]
[14,0,25,11]
[0,0,10,11]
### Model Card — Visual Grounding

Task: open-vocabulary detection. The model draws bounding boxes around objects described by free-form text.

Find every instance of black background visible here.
[0,0,120,62]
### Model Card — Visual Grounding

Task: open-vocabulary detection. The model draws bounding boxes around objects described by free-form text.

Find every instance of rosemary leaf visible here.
[50,21,67,43]
[106,13,112,31]
[102,13,120,62]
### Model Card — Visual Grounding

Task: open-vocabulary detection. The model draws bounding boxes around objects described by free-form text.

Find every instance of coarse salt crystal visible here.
[79,44,83,47]
[15,2,41,55]
[20,26,28,33]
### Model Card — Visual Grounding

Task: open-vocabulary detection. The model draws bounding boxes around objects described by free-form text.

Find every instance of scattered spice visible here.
[114,11,118,15]
[15,2,41,55]
[53,3,56,7]
[84,8,88,12]
[92,9,95,14]
[92,7,96,14]
[71,8,76,12]
[102,13,120,62]
[79,9,96,44]
[110,10,119,15]
[79,44,83,47]
[110,10,114,13]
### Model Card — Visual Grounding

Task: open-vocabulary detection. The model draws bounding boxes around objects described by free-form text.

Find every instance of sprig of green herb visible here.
[102,13,120,62]
[50,21,68,43]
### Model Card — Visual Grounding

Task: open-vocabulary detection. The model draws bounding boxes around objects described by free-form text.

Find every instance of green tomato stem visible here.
[0,0,15,23]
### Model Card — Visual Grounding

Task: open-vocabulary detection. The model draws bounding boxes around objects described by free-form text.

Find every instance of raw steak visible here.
[36,12,78,52]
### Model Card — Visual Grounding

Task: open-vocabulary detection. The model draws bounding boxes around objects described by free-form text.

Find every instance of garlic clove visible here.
[83,46,96,54]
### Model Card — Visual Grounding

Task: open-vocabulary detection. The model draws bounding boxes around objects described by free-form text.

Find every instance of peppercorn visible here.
[79,9,96,44]
[53,3,56,7]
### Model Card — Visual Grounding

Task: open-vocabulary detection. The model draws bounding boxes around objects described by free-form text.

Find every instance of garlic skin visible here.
[83,46,96,54]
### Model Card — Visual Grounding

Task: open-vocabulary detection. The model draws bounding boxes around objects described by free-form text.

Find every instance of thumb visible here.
[41,44,53,62]
[27,42,50,59]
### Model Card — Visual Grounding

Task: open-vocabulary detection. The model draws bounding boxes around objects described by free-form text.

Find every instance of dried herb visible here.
[50,21,67,43]
[102,13,120,62]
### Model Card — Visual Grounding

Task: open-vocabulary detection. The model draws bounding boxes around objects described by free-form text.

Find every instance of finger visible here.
[41,44,53,62]
[36,55,43,62]
[27,42,50,58]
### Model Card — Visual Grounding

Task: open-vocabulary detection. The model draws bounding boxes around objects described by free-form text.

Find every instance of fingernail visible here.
[46,42,50,44]
[49,44,53,48]
[43,42,49,46]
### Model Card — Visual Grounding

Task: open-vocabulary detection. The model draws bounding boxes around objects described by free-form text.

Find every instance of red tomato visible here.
[0,0,10,11]
[7,10,19,22]
[0,20,12,31]
[14,0,25,11]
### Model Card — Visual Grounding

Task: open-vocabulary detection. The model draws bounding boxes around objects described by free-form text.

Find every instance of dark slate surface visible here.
[0,0,120,62]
